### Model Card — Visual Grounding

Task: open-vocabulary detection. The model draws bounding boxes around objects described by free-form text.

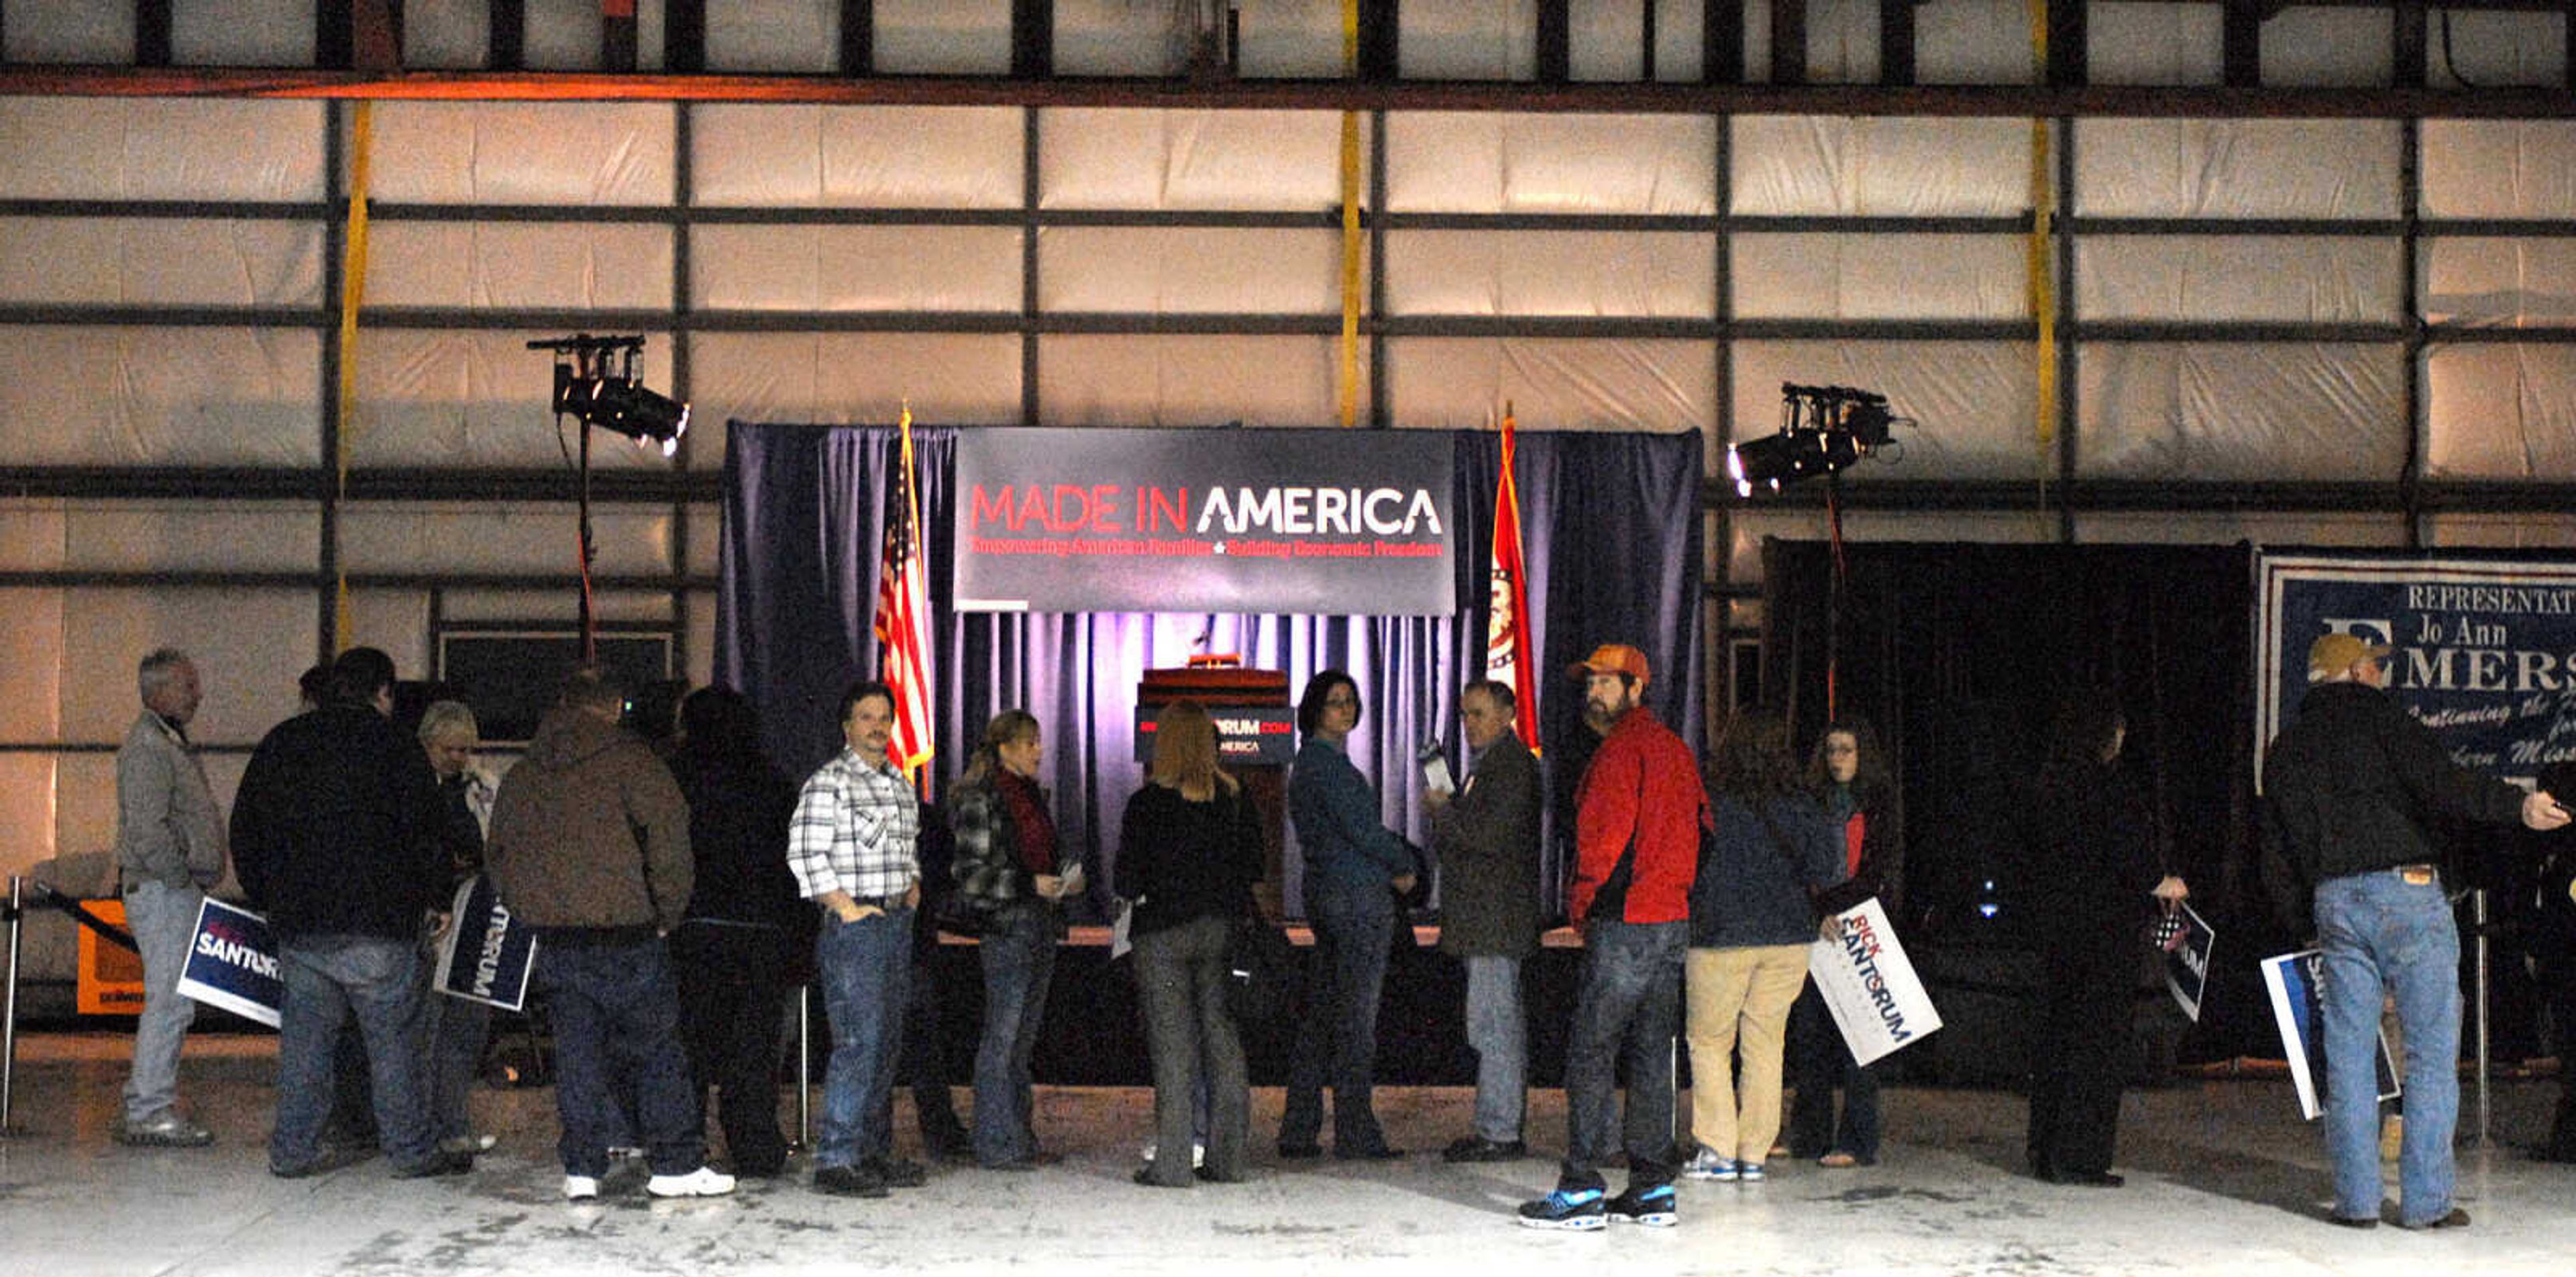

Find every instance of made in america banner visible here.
[2255,552,2576,786]
[953,427,1457,616]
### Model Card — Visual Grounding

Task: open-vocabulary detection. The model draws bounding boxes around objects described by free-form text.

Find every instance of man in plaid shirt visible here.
[790,680,929,1199]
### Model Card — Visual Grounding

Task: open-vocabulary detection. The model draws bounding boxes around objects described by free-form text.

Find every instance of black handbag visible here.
[1224,913,1297,1027]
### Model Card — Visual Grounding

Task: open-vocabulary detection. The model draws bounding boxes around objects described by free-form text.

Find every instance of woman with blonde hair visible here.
[1117,700,1261,1187]
[950,708,1080,1170]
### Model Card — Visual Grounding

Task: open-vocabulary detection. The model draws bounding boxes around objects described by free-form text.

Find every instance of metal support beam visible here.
[1770,0,1806,85]
[667,0,707,73]
[2046,0,2084,87]
[2224,0,2263,87]
[603,0,638,72]
[1537,0,1569,83]
[136,0,172,67]
[1359,0,1399,83]
[2393,0,2427,89]
[1705,0,1743,83]
[1012,0,1053,79]
[490,0,524,70]
[841,0,873,75]
[1882,0,1917,86]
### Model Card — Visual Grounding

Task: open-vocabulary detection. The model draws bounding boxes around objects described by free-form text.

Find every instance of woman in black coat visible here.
[2022,695,2188,1186]
[1786,717,1904,1167]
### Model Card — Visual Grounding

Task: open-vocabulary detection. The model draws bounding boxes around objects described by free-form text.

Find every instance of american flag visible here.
[1487,407,1539,748]
[875,405,935,782]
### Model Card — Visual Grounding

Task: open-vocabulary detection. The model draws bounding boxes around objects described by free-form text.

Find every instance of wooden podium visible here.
[1136,663,1293,911]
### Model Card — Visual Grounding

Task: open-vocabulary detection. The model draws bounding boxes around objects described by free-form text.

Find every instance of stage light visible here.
[1724,384,1908,498]
[1727,427,1859,498]
[553,365,689,457]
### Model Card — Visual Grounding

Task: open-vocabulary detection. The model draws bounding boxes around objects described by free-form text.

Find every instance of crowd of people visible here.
[96,629,2572,1233]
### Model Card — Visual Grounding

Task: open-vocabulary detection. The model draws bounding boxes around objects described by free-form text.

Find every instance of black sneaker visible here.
[813,1163,888,1198]
[1605,1183,1678,1227]
[1517,1186,1609,1231]
[388,1148,475,1179]
[1442,1136,1527,1164]
[866,1155,927,1188]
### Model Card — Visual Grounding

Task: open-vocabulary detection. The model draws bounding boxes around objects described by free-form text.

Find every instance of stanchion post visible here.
[2474,887,2491,1145]
[3,876,23,1133]
[796,984,812,1150]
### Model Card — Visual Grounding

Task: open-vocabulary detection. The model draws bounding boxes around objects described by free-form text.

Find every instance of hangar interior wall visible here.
[1,80,2573,876]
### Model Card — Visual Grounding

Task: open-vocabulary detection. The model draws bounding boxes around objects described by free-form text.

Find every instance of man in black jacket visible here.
[1428,678,1543,1163]
[2263,631,2567,1230]
[232,647,468,1180]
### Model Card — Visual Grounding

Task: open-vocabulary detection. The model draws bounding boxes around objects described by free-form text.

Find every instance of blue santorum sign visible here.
[953,427,1457,616]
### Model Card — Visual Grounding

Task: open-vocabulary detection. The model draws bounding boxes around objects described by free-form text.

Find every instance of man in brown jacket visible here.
[486,669,733,1201]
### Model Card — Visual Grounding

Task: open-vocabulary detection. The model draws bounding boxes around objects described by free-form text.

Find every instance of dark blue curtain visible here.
[716,422,1703,914]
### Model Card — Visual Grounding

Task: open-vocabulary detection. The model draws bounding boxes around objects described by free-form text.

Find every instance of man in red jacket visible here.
[1519,644,1704,1233]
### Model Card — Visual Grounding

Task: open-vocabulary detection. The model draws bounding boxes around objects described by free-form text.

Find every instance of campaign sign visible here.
[434,875,537,1011]
[1808,897,1942,1066]
[954,427,1458,616]
[2260,950,2402,1121]
[2162,903,2216,1023]
[176,897,282,1028]
[2255,552,2576,789]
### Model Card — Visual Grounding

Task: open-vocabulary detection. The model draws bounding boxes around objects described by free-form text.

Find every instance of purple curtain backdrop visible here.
[716,422,1704,917]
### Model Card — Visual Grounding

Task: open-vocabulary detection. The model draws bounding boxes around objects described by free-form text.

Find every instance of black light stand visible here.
[529,334,687,663]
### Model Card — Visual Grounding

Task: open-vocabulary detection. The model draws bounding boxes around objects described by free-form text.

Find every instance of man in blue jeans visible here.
[231,647,469,1180]
[2264,631,2569,1230]
[790,680,929,1198]
[1521,644,1704,1232]
[112,648,227,1148]
[488,668,734,1201]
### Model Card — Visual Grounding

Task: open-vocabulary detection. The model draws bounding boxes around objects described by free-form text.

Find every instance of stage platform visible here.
[3,1031,2573,1276]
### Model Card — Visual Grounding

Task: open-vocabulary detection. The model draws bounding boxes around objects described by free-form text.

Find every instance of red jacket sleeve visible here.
[1568,735,1640,922]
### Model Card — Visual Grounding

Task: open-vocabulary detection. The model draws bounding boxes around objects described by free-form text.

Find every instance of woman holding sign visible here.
[1786,717,1904,1168]
[2023,696,2188,1187]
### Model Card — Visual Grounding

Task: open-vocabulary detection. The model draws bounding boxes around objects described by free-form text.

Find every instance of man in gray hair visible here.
[113,648,227,1147]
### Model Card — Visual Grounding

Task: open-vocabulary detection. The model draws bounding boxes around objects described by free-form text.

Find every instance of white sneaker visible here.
[1682,1147,1739,1182]
[1140,1141,1208,1168]
[647,1166,738,1198]
[564,1175,600,1201]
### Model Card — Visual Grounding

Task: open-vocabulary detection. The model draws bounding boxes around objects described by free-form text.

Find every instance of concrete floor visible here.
[4,1032,2574,1276]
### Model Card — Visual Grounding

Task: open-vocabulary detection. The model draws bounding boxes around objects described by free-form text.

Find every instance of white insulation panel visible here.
[347,329,681,469]
[1734,340,2040,482]
[1800,0,1883,83]
[2427,513,2576,549]
[1038,335,1352,427]
[0,501,318,574]
[1731,234,2025,320]
[2087,4,2223,86]
[1385,231,1712,318]
[364,223,675,311]
[400,0,491,70]
[1389,338,1712,439]
[1232,0,1350,79]
[30,587,318,746]
[2423,238,2576,328]
[339,502,677,576]
[0,218,323,307]
[2421,121,2576,220]
[1042,109,1352,211]
[1399,0,1538,80]
[342,590,431,679]
[1388,113,1715,215]
[2424,345,2576,480]
[1042,227,1341,315]
[0,99,325,201]
[0,327,321,466]
[696,225,1023,312]
[2075,343,2406,481]
[364,103,676,206]
[706,0,840,72]
[1,0,134,63]
[1917,0,2034,86]
[1733,117,2030,217]
[2072,119,2402,219]
[171,0,313,67]
[1053,0,1187,76]
[873,0,1014,74]
[2424,15,2569,89]
[1568,0,1644,81]
[0,589,66,743]
[690,332,1024,427]
[2076,236,2402,323]
[2261,8,2392,87]
[692,105,1022,209]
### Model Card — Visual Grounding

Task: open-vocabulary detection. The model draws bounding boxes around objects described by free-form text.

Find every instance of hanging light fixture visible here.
[1724,384,1907,498]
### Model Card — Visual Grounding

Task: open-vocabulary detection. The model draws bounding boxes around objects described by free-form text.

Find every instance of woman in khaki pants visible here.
[1681,717,1847,1183]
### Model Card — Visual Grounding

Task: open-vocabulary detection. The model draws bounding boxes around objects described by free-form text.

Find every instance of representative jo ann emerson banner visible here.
[953,427,1457,616]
